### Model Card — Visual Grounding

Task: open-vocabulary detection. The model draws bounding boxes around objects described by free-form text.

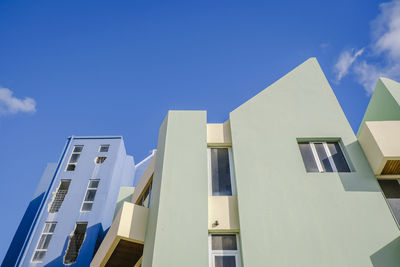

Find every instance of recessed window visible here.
[64,222,87,265]
[138,182,152,208]
[49,180,71,213]
[95,156,107,164]
[378,179,400,223]
[81,180,100,212]
[209,234,241,267]
[99,145,110,153]
[31,222,57,262]
[298,141,350,173]
[66,145,83,171]
[209,147,235,196]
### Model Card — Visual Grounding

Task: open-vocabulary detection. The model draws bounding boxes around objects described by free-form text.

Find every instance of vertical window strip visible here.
[49,180,71,213]
[66,145,83,171]
[32,222,57,262]
[81,180,100,212]
[63,222,87,265]
[209,147,235,196]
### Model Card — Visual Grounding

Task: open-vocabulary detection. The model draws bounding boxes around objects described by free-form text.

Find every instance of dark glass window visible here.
[379,180,400,223]
[211,148,232,196]
[212,235,237,250]
[64,223,87,265]
[298,141,350,173]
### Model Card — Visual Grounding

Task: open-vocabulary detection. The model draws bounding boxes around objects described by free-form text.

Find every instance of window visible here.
[209,234,241,267]
[64,222,87,265]
[298,141,350,173]
[81,180,100,211]
[49,180,71,213]
[99,144,110,153]
[378,179,400,223]
[138,182,152,208]
[95,156,107,164]
[66,145,83,171]
[209,148,235,196]
[32,222,57,262]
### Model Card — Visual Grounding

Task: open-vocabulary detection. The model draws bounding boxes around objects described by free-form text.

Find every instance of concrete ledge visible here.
[90,202,148,267]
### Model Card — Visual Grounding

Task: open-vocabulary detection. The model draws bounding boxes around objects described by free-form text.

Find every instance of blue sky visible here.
[1,0,399,262]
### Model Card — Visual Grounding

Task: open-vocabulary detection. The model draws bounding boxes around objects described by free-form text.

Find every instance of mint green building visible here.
[5,58,400,267]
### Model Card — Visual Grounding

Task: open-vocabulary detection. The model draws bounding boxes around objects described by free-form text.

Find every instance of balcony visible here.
[90,202,148,267]
[359,121,400,177]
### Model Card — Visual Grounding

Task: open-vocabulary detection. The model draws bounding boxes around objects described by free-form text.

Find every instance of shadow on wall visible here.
[1,193,45,267]
[45,223,103,267]
[338,141,381,192]
[370,236,400,267]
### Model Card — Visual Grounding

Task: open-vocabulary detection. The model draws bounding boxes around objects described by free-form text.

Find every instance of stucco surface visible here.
[142,111,209,267]
[230,58,400,266]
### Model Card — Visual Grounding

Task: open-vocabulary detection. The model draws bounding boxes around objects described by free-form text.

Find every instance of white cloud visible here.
[0,87,36,116]
[334,48,364,81]
[372,0,400,61]
[334,0,400,95]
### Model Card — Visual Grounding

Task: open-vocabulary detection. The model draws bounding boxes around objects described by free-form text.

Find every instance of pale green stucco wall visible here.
[358,78,400,135]
[142,111,209,267]
[113,186,135,219]
[230,58,400,266]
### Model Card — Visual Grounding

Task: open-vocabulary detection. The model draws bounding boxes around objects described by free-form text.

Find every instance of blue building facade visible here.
[2,136,153,267]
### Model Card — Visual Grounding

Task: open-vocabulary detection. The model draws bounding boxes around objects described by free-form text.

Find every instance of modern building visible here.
[3,58,400,267]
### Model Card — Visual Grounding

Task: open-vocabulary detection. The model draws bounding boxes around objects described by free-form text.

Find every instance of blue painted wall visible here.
[3,136,141,267]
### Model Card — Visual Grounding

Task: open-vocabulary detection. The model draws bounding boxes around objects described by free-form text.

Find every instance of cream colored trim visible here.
[134,256,143,267]
[207,121,232,146]
[132,155,156,204]
[208,196,239,232]
[90,203,148,267]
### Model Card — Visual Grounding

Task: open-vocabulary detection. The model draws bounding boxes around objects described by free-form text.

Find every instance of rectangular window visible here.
[63,222,87,265]
[81,180,100,212]
[209,147,235,196]
[66,145,83,171]
[99,144,110,152]
[378,179,400,223]
[298,141,350,173]
[138,182,152,208]
[32,222,57,262]
[49,180,71,213]
[209,234,241,267]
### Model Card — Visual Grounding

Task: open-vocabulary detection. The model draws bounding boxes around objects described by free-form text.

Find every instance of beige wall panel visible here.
[208,196,239,232]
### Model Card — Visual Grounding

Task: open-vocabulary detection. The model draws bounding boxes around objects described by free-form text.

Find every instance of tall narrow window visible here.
[99,144,110,152]
[81,180,100,212]
[66,145,83,171]
[209,234,241,267]
[49,180,71,213]
[138,182,152,208]
[64,222,87,265]
[298,141,350,173]
[209,148,235,196]
[32,222,57,262]
[378,179,400,223]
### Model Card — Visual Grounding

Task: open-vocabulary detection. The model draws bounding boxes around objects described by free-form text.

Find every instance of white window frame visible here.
[308,141,350,173]
[208,234,241,267]
[207,147,236,196]
[31,222,57,263]
[65,145,83,171]
[80,179,100,212]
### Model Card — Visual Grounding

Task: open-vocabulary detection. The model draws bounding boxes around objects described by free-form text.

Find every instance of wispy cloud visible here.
[0,87,36,116]
[334,48,364,82]
[333,0,400,95]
